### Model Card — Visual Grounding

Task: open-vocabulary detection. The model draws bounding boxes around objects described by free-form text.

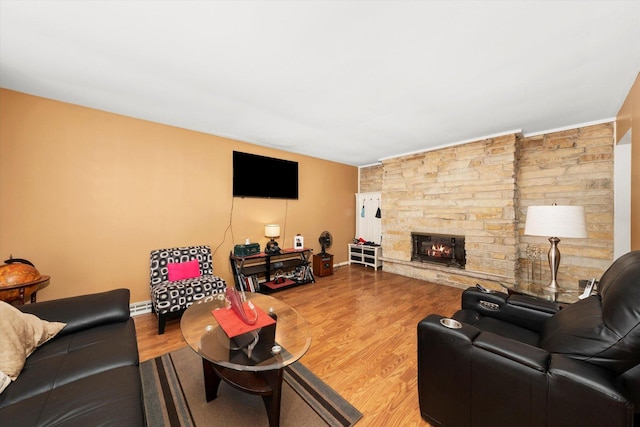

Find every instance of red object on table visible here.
[212,303,275,338]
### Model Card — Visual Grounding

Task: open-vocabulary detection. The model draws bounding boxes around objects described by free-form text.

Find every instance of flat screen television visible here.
[233,151,299,199]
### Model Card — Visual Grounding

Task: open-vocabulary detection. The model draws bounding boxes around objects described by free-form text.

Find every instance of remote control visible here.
[579,278,597,300]
[476,284,489,293]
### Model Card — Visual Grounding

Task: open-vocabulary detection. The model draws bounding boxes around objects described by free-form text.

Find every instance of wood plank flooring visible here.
[133,264,463,426]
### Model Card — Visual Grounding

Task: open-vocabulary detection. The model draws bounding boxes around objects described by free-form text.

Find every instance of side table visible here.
[312,253,333,277]
[501,281,581,304]
[181,293,311,427]
[0,275,50,305]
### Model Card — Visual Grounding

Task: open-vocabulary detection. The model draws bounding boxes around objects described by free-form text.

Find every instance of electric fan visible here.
[318,231,333,254]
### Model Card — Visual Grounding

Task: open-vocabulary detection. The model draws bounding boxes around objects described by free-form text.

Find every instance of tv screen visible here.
[233,151,299,199]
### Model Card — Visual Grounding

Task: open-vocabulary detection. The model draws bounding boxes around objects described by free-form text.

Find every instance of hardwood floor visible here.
[133,264,463,426]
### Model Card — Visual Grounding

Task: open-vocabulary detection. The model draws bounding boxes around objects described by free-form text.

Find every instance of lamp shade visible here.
[524,205,587,238]
[264,224,281,238]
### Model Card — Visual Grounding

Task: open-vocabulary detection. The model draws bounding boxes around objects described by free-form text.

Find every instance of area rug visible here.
[140,346,362,426]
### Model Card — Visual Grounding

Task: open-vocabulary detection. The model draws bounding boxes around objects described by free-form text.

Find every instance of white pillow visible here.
[0,301,66,391]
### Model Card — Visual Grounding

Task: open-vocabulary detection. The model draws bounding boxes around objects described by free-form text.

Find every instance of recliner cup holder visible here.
[440,318,462,329]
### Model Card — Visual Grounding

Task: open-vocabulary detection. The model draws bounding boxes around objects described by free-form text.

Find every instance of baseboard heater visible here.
[129,300,152,316]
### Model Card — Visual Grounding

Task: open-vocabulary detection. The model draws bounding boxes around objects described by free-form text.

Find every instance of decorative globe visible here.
[0,263,41,287]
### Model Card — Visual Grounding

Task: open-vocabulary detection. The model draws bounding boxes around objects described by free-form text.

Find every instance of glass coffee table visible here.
[181,292,311,427]
[501,280,581,304]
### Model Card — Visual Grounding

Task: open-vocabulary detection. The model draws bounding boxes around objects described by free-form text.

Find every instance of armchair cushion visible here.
[150,275,226,314]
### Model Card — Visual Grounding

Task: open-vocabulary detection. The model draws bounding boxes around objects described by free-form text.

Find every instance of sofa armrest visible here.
[18,288,131,336]
[418,314,552,426]
[507,293,559,313]
[474,330,550,371]
[461,287,559,332]
[621,364,640,421]
[504,294,559,331]
[461,287,509,311]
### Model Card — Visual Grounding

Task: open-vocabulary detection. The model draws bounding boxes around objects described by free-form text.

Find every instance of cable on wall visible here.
[282,199,289,248]
[213,195,235,259]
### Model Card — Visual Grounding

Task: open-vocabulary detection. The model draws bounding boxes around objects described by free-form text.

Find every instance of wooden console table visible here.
[0,275,50,305]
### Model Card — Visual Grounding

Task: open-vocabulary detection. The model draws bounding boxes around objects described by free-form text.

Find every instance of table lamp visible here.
[264,224,281,254]
[524,205,587,291]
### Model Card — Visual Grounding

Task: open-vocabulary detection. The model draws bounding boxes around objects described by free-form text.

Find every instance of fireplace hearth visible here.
[411,232,466,268]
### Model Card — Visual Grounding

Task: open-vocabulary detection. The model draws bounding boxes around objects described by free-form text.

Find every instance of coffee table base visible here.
[202,359,284,427]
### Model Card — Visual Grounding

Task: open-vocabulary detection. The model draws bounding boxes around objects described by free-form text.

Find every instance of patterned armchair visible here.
[149,245,227,334]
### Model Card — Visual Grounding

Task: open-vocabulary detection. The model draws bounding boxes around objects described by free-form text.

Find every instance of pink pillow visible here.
[167,259,201,281]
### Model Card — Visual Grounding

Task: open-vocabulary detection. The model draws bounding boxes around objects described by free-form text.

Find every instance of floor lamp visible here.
[524,205,587,292]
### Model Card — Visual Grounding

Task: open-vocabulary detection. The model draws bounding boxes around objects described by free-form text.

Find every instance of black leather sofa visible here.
[0,289,146,426]
[418,250,640,427]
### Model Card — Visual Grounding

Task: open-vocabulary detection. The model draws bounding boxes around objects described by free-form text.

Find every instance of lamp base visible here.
[543,237,563,293]
[265,239,280,254]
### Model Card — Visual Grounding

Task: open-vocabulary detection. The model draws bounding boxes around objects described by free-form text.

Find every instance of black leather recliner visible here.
[418,250,640,427]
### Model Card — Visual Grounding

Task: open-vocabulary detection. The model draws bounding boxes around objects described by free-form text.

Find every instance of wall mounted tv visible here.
[233,151,299,199]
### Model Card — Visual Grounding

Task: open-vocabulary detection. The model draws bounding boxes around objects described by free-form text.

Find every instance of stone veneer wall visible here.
[359,164,383,193]
[381,134,519,289]
[361,123,614,291]
[517,123,614,286]
[358,164,383,193]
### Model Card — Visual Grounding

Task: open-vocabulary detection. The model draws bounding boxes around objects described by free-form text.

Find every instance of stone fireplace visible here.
[359,123,614,291]
[375,134,520,289]
[411,232,465,268]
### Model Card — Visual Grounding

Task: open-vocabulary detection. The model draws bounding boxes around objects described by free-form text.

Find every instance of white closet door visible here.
[355,192,382,244]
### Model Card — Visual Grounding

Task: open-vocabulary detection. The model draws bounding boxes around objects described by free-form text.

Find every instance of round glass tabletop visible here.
[181,292,311,372]
[500,281,581,304]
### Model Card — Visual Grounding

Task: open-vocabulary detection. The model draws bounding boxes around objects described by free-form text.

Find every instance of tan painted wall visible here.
[0,89,358,303]
[616,72,640,250]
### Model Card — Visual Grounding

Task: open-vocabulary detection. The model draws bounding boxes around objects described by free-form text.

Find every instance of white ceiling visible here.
[1,1,639,166]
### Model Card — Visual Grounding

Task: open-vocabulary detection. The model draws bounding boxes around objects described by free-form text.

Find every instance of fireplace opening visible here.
[411,232,466,268]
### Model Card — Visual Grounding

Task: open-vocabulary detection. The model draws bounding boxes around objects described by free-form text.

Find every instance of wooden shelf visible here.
[261,278,297,291]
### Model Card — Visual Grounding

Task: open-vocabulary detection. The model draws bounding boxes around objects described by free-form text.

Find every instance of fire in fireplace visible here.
[411,232,466,268]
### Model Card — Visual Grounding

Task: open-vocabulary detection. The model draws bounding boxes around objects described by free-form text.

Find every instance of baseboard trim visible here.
[130,300,152,316]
